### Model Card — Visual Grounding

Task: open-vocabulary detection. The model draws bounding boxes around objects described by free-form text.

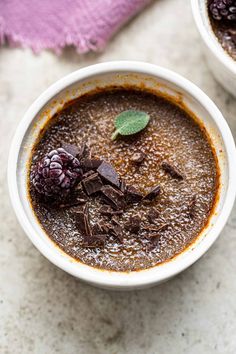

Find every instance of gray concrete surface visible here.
[0,0,236,353]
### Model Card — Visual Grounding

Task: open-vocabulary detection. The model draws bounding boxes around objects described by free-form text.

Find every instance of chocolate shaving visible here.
[147,207,159,223]
[92,224,102,235]
[74,204,91,236]
[99,205,123,216]
[83,234,106,248]
[78,142,91,160]
[188,194,197,218]
[124,215,141,233]
[62,143,80,157]
[131,151,145,164]
[143,185,161,201]
[147,233,163,239]
[125,185,143,204]
[97,161,120,188]
[119,179,126,193]
[143,223,169,234]
[161,161,184,180]
[100,185,124,210]
[82,172,103,195]
[111,216,119,225]
[100,222,110,234]
[59,199,87,208]
[76,197,88,204]
[81,159,103,172]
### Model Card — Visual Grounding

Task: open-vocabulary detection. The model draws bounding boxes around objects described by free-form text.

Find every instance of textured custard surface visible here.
[29,88,219,271]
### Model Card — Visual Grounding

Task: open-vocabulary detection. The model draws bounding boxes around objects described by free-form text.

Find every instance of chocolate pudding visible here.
[29,88,219,272]
[208,0,236,61]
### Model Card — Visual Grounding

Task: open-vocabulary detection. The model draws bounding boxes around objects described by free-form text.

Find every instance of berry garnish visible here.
[30,148,82,197]
[209,0,236,21]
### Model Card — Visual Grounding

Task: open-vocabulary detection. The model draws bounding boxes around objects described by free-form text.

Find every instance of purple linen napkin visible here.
[0,0,151,53]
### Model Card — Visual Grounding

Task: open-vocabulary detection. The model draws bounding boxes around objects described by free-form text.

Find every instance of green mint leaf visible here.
[111,110,150,140]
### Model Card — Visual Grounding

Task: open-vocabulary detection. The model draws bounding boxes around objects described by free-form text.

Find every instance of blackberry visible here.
[30,148,82,197]
[209,0,236,21]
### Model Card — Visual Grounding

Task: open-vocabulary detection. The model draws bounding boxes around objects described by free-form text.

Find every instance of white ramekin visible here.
[8,61,236,290]
[191,0,236,97]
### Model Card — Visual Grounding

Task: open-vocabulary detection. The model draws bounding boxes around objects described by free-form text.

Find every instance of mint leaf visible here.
[111,110,150,140]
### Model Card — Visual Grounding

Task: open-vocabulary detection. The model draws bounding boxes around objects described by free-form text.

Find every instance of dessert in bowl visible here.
[208,0,236,60]
[8,62,236,289]
[192,0,236,96]
[208,0,236,61]
[29,88,219,272]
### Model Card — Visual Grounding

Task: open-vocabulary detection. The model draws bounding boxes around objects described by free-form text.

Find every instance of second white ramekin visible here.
[192,0,236,97]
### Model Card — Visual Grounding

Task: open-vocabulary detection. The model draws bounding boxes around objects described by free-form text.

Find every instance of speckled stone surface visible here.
[0,0,236,353]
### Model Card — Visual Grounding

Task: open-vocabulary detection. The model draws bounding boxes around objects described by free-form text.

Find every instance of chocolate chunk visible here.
[100,185,124,210]
[125,185,143,204]
[147,208,159,223]
[82,170,95,179]
[108,223,123,243]
[58,185,88,208]
[161,161,184,180]
[74,183,84,193]
[124,215,141,233]
[74,204,91,236]
[97,161,120,188]
[62,143,80,157]
[82,172,103,195]
[188,194,197,218]
[131,151,145,164]
[81,159,103,172]
[99,205,123,216]
[74,183,89,200]
[143,185,161,201]
[83,234,106,248]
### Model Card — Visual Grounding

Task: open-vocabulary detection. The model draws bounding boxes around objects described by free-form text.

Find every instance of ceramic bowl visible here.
[191,0,236,97]
[8,61,236,289]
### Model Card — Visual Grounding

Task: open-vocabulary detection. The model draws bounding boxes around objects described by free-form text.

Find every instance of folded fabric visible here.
[0,0,151,54]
